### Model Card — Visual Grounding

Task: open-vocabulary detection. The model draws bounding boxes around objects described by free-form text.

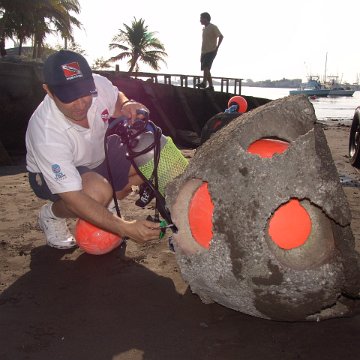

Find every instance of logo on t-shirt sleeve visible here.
[51,164,67,181]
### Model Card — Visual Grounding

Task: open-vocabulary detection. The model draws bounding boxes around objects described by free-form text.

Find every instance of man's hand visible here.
[121,219,161,243]
[114,92,149,121]
[58,186,159,244]
[121,101,149,121]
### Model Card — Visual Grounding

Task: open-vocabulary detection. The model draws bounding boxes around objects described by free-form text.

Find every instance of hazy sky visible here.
[7,0,360,83]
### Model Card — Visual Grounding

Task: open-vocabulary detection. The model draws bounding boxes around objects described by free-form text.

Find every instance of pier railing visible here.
[112,67,243,95]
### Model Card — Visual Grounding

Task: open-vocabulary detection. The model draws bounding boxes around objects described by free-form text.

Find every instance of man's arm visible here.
[217,34,224,50]
[113,91,129,116]
[58,190,160,243]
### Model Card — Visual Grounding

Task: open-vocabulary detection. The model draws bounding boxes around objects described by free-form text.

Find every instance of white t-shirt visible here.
[26,74,118,194]
[201,23,222,54]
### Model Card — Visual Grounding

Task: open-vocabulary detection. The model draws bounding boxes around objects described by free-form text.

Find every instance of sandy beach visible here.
[1,123,360,360]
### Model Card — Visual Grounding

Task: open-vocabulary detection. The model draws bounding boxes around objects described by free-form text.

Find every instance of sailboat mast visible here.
[324,52,328,83]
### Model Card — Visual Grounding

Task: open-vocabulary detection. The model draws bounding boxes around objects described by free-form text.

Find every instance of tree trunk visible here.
[32,42,37,59]
[36,42,42,59]
[18,38,23,55]
[0,37,6,57]
[128,56,138,73]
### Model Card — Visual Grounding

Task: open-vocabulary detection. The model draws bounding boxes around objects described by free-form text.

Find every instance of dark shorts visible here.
[28,136,132,202]
[201,50,217,70]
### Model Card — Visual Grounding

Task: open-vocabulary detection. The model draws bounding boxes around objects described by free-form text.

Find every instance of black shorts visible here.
[201,50,217,71]
[28,136,131,202]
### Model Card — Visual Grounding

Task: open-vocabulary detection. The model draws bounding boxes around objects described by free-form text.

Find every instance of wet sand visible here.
[0,123,360,360]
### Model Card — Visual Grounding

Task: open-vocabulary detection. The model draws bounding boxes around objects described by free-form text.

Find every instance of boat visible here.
[328,87,355,97]
[290,52,355,98]
[326,77,355,97]
[289,76,330,97]
[290,75,355,97]
[322,54,355,97]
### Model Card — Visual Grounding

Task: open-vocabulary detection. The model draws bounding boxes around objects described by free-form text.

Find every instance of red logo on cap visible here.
[61,62,83,80]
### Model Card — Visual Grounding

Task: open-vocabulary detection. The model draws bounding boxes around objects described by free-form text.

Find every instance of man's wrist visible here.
[114,216,127,238]
[120,99,135,110]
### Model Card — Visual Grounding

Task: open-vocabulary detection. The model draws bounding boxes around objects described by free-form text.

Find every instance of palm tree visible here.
[0,0,34,55]
[92,57,111,70]
[32,0,82,59]
[0,0,81,57]
[109,17,167,73]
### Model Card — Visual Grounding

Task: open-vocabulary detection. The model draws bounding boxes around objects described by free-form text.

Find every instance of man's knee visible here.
[81,172,113,204]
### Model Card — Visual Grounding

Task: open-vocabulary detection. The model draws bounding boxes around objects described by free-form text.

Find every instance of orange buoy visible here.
[268,199,312,250]
[75,219,123,255]
[188,183,214,249]
[228,96,248,113]
[247,138,289,158]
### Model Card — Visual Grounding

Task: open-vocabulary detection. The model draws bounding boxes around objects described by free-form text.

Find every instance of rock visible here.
[166,94,360,321]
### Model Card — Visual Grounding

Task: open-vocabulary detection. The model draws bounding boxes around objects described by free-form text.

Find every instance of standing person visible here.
[195,12,223,91]
[26,50,160,250]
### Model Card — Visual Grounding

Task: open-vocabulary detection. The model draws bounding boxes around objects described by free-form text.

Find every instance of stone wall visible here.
[0,61,45,158]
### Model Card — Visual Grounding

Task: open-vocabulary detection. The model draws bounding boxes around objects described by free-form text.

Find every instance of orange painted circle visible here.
[268,199,312,250]
[75,219,123,255]
[188,183,214,249]
[247,138,289,158]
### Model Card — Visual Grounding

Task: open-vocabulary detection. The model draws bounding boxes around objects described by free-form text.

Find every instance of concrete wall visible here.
[0,61,270,158]
[0,61,45,158]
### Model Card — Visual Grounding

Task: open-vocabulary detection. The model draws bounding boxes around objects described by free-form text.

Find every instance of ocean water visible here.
[238,86,360,124]
[168,79,358,123]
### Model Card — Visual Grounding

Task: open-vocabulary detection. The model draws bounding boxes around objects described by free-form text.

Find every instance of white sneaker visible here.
[38,204,77,249]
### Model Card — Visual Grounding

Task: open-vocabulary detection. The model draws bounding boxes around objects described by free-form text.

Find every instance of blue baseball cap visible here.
[43,50,97,103]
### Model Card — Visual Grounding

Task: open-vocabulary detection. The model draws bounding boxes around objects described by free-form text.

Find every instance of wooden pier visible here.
[113,66,243,95]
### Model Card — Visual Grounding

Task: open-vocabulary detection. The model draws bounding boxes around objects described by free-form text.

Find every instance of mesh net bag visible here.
[138,137,189,195]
